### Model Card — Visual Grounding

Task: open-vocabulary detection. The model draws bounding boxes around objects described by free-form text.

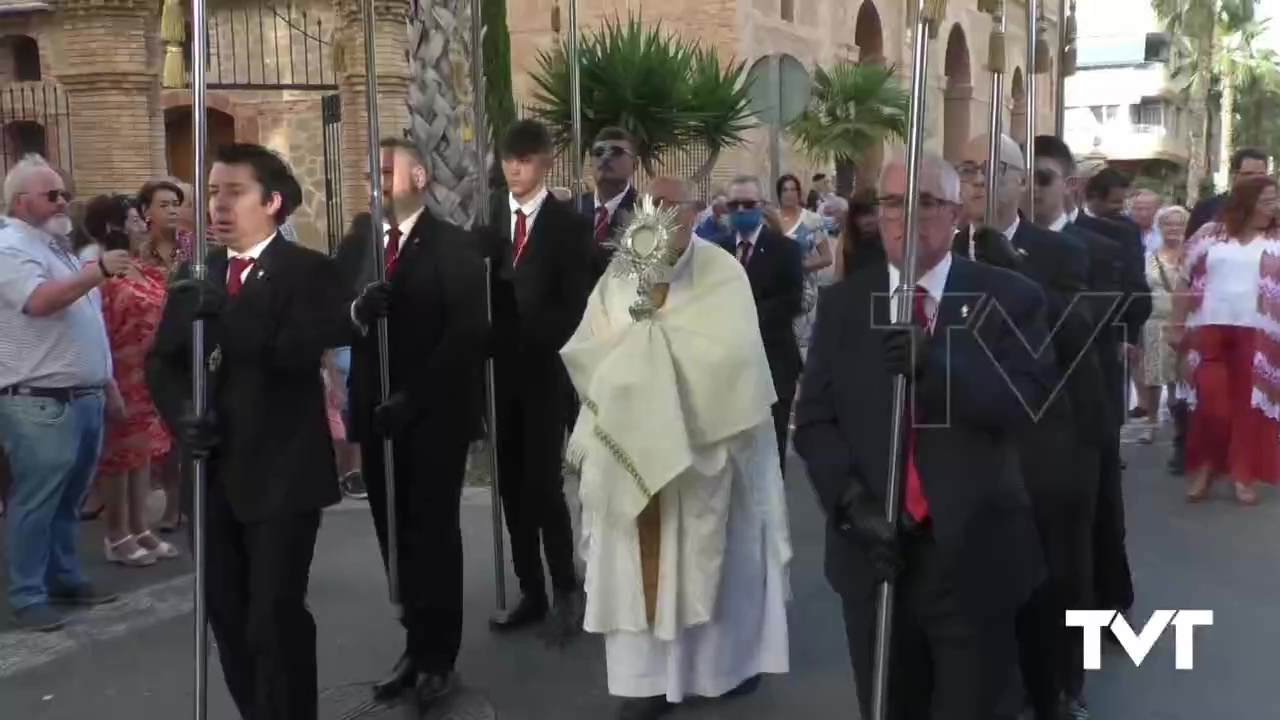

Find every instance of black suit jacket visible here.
[146,236,348,523]
[1074,210,1151,346]
[725,227,805,400]
[484,194,594,383]
[794,256,1049,617]
[1062,221,1126,432]
[1188,192,1225,238]
[577,186,637,281]
[335,210,489,444]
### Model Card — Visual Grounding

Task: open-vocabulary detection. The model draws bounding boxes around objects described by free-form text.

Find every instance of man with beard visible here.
[337,138,489,711]
[486,119,594,641]
[1033,133,1125,719]
[146,143,349,720]
[0,154,127,632]
[956,133,1098,720]
[1077,166,1151,625]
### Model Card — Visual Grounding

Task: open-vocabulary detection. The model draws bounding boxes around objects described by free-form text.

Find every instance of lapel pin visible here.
[254,268,265,280]
[1016,247,1028,256]
[961,304,970,318]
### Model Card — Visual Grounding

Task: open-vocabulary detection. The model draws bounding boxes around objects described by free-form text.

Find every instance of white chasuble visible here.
[560,238,792,701]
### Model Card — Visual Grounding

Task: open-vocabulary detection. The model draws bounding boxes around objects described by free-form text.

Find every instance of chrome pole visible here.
[870,3,940,718]
[985,0,1007,225]
[363,0,399,611]
[468,0,506,612]
[189,0,210,714]
[1055,0,1068,134]
[1025,0,1039,209]
[567,0,583,196]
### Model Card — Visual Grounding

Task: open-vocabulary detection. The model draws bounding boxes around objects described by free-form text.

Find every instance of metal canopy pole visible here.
[1055,0,1069,135]
[985,0,1007,224]
[869,1,943,718]
[567,0,583,197]
[189,0,210,714]
[361,0,400,612]
[1025,0,1039,209]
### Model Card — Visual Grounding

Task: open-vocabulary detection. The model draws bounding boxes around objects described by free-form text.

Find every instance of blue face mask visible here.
[730,207,763,234]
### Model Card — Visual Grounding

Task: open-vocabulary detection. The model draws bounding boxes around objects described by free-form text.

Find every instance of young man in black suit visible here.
[795,151,1052,720]
[486,119,594,641]
[1187,147,1268,237]
[336,138,490,711]
[577,126,638,281]
[723,175,804,467]
[146,143,350,720]
[957,133,1102,720]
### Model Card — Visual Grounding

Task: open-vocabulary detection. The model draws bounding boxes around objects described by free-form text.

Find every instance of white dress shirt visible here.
[1049,213,1070,232]
[226,234,275,284]
[510,187,549,241]
[734,225,764,264]
[887,251,953,330]
[383,206,425,248]
[595,183,632,222]
[1003,214,1020,241]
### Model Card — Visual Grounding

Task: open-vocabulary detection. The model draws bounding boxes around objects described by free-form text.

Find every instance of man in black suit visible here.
[146,143,349,720]
[1187,147,1268,237]
[795,151,1051,720]
[723,174,804,467]
[1077,167,1152,621]
[956,133,1100,720]
[577,126,638,281]
[335,138,489,710]
[485,120,594,641]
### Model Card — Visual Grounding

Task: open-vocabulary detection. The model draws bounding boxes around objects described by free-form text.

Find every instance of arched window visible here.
[5,121,47,159]
[11,36,40,82]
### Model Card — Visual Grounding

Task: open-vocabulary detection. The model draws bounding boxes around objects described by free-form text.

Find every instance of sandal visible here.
[1234,482,1259,506]
[1185,474,1210,503]
[135,530,181,559]
[105,535,157,567]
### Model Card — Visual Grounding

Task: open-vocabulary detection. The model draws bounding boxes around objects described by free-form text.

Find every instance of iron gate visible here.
[0,82,74,178]
[321,93,344,253]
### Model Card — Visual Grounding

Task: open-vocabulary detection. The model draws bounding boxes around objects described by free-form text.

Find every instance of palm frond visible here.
[786,62,909,166]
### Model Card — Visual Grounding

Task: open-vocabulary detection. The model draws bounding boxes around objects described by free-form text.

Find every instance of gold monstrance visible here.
[607,194,684,321]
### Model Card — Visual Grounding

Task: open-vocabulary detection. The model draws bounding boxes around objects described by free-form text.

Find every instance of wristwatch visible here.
[96,259,110,279]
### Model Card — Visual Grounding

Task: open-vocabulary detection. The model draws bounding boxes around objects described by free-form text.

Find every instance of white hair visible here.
[879,152,961,203]
[1156,204,1190,226]
[4,153,52,209]
[821,196,849,214]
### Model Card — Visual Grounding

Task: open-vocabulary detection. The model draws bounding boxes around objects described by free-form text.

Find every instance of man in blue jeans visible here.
[0,154,124,631]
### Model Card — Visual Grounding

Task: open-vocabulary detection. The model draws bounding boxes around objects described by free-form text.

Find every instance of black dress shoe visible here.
[540,588,585,647]
[413,671,458,714]
[617,696,675,720]
[489,595,548,631]
[371,651,417,704]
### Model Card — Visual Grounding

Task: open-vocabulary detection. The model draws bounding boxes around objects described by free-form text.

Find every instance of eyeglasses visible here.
[955,161,1015,184]
[21,189,72,203]
[591,143,631,159]
[725,200,760,211]
[876,194,952,213]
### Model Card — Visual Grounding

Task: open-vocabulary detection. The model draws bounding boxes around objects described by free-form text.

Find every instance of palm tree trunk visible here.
[1216,79,1234,189]
[407,0,485,228]
[835,160,855,197]
[1185,87,1210,204]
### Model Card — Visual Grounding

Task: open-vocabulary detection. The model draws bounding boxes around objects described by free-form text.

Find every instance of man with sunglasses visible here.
[578,127,638,280]
[796,151,1051,720]
[957,133,1103,720]
[0,154,130,632]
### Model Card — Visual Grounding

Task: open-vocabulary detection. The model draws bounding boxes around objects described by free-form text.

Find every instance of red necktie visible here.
[903,286,930,522]
[737,240,753,266]
[384,225,402,271]
[594,206,610,243]
[512,209,528,264]
[227,256,254,296]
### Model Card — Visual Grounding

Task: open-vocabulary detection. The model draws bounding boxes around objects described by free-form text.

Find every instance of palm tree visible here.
[785,62,910,196]
[528,16,753,181]
[407,0,486,228]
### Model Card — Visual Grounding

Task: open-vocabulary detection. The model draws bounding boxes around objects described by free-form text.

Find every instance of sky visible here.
[1261,0,1280,49]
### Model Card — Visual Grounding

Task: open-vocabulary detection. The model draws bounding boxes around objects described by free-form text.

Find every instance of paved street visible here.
[1,432,1278,719]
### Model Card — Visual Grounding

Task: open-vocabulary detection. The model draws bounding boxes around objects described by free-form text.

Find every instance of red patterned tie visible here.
[384,225,402,272]
[903,285,930,521]
[593,206,609,243]
[512,209,528,264]
[227,257,254,296]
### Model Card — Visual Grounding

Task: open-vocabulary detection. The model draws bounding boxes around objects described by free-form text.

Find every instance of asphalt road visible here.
[1,429,1277,719]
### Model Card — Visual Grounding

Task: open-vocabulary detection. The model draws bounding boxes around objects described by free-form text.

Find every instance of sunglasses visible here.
[591,143,631,159]
[725,200,760,211]
[23,189,72,203]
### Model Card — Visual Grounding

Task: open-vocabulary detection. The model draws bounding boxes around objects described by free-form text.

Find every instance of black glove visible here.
[177,405,219,460]
[972,226,1024,270]
[353,281,392,326]
[167,278,226,321]
[373,392,415,437]
[835,484,902,583]
[883,324,928,379]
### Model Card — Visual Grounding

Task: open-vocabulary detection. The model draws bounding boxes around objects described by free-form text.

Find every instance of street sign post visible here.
[745,53,810,193]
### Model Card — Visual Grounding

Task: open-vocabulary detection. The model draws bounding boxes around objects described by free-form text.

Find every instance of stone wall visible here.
[251,93,332,252]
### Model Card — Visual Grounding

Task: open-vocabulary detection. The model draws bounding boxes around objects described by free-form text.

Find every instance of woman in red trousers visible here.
[1171,175,1280,504]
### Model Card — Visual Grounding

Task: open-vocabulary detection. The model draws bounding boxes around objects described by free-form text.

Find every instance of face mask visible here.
[730,207,763,234]
[42,215,73,238]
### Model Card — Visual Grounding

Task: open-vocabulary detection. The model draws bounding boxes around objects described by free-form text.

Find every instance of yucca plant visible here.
[787,62,910,196]
[528,15,752,180]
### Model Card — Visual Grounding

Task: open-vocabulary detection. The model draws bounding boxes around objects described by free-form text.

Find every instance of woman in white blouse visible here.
[1170,176,1280,504]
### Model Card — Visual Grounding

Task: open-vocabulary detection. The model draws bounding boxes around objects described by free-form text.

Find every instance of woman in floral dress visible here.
[86,195,178,564]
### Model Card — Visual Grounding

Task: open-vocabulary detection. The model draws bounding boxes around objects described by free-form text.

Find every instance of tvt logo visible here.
[1065,610,1214,670]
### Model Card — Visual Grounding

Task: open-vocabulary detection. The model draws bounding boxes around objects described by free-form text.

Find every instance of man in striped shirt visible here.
[0,154,130,632]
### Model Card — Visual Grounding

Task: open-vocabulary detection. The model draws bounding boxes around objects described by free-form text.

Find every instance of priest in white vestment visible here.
[561,177,792,720]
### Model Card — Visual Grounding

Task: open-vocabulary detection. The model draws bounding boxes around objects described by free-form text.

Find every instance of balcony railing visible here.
[185,0,338,90]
